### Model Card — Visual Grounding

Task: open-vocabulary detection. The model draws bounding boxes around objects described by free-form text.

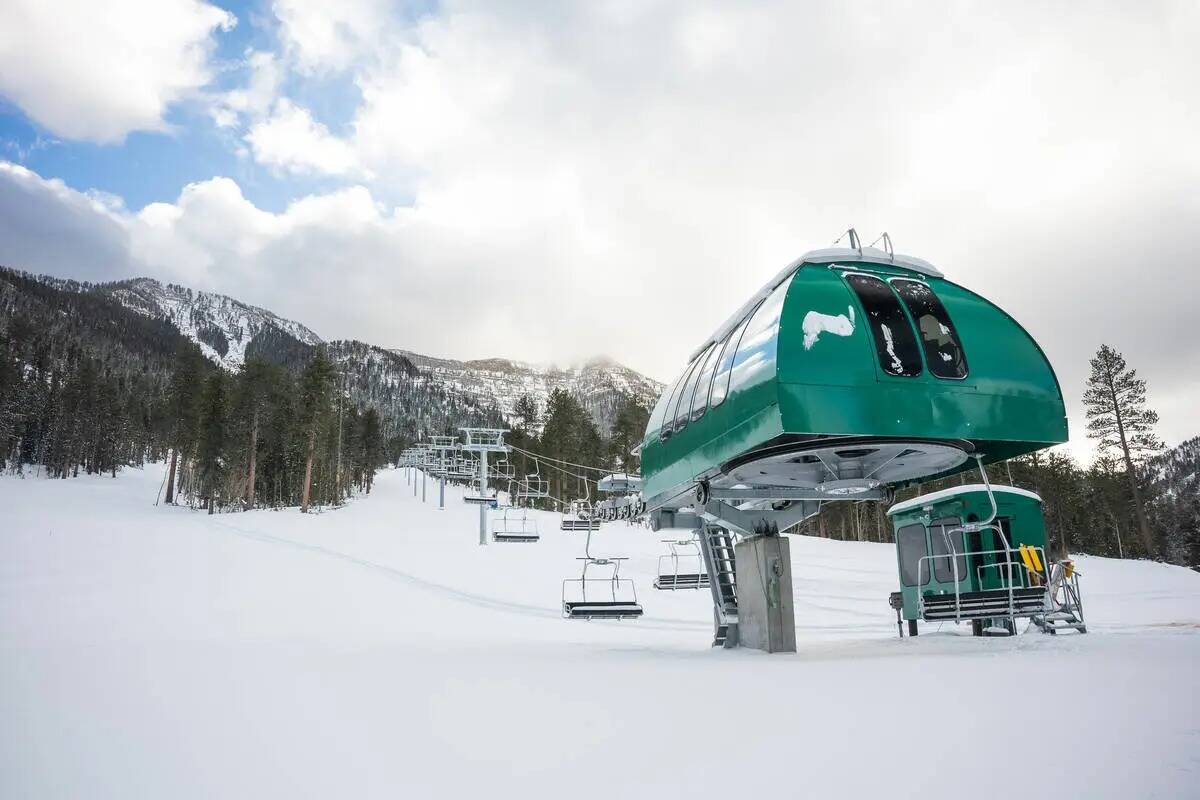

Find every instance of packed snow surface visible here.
[2,466,1198,799]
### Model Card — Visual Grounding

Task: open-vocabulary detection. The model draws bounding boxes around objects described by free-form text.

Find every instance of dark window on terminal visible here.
[892,279,968,379]
[845,274,922,377]
[897,523,929,587]
[673,344,712,432]
[929,517,966,583]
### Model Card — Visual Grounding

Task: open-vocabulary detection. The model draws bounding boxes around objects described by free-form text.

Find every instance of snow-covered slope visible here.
[394,350,664,433]
[2,466,1198,799]
[97,277,322,369]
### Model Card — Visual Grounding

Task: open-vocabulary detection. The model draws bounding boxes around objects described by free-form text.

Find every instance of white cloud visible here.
[2,1,1200,455]
[271,0,395,72]
[211,50,284,128]
[245,100,365,177]
[0,162,133,279]
[0,0,234,142]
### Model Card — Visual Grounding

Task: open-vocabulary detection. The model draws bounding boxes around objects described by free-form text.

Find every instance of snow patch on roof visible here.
[887,484,1043,516]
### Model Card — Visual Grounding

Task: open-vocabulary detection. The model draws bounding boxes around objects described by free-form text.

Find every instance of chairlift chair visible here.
[561,528,643,620]
[515,459,551,500]
[654,536,710,590]
[489,459,517,481]
[561,499,601,531]
[491,506,540,543]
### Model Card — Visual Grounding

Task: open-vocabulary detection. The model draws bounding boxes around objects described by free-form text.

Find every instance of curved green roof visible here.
[640,252,1067,509]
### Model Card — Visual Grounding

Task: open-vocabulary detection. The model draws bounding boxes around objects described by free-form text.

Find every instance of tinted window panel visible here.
[898,524,929,587]
[690,337,724,421]
[845,274,922,377]
[893,279,968,379]
[664,357,700,438]
[646,377,678,441]
[710,313,754,408]
[674,345,712,431]
[653,371,688,441]
[727,280,789,396]
[929,516,966,583]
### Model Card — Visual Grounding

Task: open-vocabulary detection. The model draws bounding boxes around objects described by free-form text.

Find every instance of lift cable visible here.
[507,443,614,477]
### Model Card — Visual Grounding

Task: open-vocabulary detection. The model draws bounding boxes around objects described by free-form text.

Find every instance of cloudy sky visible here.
[0,0,1196,457]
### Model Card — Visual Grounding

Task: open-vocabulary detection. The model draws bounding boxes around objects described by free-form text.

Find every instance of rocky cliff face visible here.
[392,351,663,434]
[98,277,322,370]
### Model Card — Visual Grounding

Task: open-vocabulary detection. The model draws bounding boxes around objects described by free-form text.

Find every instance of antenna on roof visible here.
[868,232,894,261]
[833,227,862,254]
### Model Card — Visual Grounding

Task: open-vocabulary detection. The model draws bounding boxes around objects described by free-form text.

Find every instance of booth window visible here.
[892,279,968,379]
[897,523,929,586]
[929,516,966,583]
[845,274,922,377]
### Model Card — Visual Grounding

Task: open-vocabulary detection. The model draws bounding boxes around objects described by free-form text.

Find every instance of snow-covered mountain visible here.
[393,351,664,434]
[325,340,505,441]
[96,278,322,370]
[87,275,662,435]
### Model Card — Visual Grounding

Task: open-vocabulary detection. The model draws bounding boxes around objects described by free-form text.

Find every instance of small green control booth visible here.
[886,484,1053,636]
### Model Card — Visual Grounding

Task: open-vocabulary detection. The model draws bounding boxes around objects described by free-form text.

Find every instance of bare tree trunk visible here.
[245,410,258,509]
[1109,384,1156,556]
[301,428,316,513]
[165,448,178,504]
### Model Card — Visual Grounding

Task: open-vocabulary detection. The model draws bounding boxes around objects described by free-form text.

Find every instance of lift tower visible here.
[429,435,457,510]
[460,428,509,546]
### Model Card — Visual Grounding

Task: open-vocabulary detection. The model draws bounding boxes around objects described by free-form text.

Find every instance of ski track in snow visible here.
[2,465,1199,799]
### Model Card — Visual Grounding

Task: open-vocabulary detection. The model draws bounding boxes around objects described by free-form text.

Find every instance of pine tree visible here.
[359,408,384,492]
[232,358,276,509]
[609,397,649,473]
[196,371,230,514]
[164,346,208,504]
[513,394,540,435]
[298,348,336,513]
[1083,344,1163,556]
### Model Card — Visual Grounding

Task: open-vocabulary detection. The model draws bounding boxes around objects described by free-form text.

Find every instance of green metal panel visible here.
[640,255,1068,507]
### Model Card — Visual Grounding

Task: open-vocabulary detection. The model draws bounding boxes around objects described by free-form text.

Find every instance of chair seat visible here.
[653,573,710,590]
[564,601,643,619]
[922,587,1047,620]
[493,533,539,543]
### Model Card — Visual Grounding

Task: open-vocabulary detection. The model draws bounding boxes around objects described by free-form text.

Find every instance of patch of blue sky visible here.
[0,0,437,213]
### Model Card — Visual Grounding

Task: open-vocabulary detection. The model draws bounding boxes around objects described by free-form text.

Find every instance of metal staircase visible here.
[698,526,739,647]
[1034,560,1087,634]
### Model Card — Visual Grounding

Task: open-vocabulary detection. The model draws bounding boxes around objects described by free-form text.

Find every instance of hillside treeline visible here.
[163,349,386,512]
[0,267,389,510]
[499,389,648,506]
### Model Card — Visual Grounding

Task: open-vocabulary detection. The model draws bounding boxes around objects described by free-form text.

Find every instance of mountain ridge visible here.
[392,349,663,434]
[66,273,662,436]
